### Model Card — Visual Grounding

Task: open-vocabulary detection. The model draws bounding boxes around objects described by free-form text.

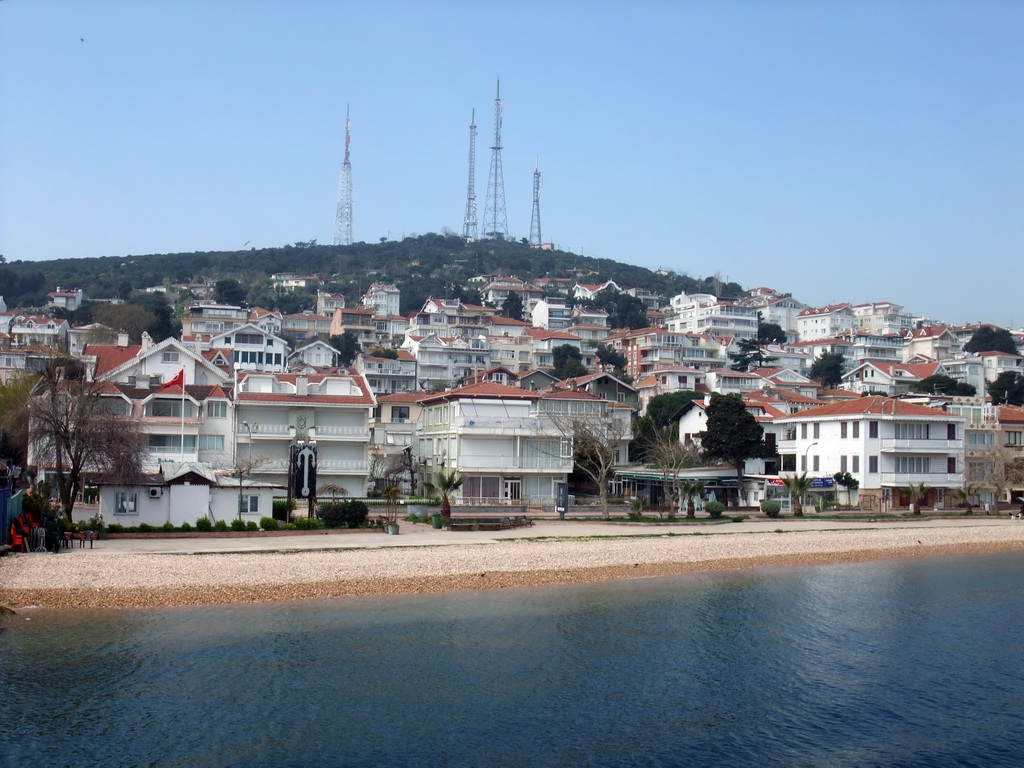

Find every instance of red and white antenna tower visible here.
[333,106,353,246]
[463,109,478,240]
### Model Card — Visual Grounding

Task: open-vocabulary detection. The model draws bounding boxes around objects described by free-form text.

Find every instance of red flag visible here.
[160,368,185,390]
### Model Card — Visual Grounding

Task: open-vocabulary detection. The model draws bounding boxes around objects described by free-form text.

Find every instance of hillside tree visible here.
[700,393,774,507]
[810,351,846,388]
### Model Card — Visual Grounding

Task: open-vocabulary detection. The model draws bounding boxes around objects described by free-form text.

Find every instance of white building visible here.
[796,304,856,342]
[775,396,965,512]
[666,293,758,340]
[361,283,401,318]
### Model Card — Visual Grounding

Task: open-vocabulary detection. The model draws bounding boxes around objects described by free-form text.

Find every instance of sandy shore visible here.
[3,524,1023,610]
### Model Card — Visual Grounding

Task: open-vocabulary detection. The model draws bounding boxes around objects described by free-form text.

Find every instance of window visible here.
[812,455,820,472]
[895,423,930,440]
[813,423,820,439]
[1007,431,1023,446]
[392,406,410,423]
[463,476,499,500]
[800,454,807,472]
[868,455,878,473]
[869,421,878,438]
[896,456,930,474]
[852,422,860,438]
[841,422,848,439]
[206,401,227,418]
[245,495,260,514]
[947,456,957,474]
[840,455,848,472]
[947,423,957,440]
[236,333,263,345]
[149,399,184,418]
[852,455,860,473]
[148,434,197,451]
[968,433,994,447]
[198,435,225,451]
[800,423,807,439]
[114,491,138,515]
[162,351,180,363]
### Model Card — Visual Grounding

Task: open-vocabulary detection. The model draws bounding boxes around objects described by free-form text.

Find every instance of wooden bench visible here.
[447,517,516,531]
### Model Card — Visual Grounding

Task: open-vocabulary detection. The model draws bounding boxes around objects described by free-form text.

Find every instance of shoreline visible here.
[3,526,1023,610]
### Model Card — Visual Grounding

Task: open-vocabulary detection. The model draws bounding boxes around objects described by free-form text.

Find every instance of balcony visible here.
[879,472,963,487]
[456,455,572,472]
[879,439,961,453]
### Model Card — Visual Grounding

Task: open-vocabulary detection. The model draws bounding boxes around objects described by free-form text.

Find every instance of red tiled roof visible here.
[83,343,143,377]
[779,396,959,420]
[418,381,540,404]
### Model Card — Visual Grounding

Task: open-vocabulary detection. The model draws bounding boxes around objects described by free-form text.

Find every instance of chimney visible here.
[117,333,130,347]
[296,376,308,397]
[141,332,154,351]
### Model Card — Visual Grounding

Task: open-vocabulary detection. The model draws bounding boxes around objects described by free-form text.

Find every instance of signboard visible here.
[809,477,834,488]
[555,482,568,513]
[291,443,318,499]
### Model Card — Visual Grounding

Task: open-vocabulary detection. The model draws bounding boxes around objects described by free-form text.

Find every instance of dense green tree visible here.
[214,278,247,305]
[594,343,627,373]
[964,326,1018,355]
[729,338,777,372]
[810,351,846,388]
[501,292,524,321]
[129,292,178,341]
[988,371,1024,406]
[700,393,774,506]
[92,303,156,343]
[552,344,588,379]
[646,391,702,429]
[629,414,657,462]
[910,374,976,397]
[757,316,787,344]
[329,331,361,366]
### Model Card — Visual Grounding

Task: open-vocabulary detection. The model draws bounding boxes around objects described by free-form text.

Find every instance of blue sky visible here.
[2,1,1022,328]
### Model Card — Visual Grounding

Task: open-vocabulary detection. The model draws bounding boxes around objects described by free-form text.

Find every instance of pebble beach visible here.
[3,520,1023,610]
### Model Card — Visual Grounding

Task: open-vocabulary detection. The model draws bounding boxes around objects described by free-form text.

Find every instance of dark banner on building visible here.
[291,443,318,499]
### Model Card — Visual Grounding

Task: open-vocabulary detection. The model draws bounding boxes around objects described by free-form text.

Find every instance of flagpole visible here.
[179,368,185,461]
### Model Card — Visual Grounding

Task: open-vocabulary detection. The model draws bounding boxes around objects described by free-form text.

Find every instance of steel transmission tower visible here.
[482,79,508,240]
[462,109,478,240]
[529,159,543,246]
[333,106,353,246]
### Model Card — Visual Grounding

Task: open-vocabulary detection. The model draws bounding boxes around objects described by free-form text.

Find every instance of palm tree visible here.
[905,483,929,515]
[423,468,465,520]
[781,473,813,517]
[679,480,706,519]
[952,484,979,515]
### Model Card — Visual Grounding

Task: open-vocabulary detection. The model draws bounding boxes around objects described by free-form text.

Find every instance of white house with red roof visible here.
[796,303,856,341]
[573,280,620,301]
[978,350,1024,382]
[738,289,807,336]
[902,325,960,362]
[634,367,706,412]
[840,361,945,396]
[47,287,85,312]
[775,396,965,511]
[852,301,914,336]
[8,314,69,350]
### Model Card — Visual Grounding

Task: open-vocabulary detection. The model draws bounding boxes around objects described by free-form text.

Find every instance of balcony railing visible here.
[879,472,963,486]
[879,439,961,453]
[456,455,572,472]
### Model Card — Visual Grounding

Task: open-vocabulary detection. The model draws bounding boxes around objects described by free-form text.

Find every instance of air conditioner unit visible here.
[148,487,163,498]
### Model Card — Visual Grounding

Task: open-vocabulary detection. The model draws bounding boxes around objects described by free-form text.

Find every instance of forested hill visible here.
[0,235,745,315]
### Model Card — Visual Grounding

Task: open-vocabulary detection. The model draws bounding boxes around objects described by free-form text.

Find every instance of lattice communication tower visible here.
[529,159,543,247]
[333,106,353,247]
[482,79,508,240]
[463,109,478,240]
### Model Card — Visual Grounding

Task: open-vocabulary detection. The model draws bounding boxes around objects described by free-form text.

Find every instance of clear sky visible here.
[2,0,1021,328]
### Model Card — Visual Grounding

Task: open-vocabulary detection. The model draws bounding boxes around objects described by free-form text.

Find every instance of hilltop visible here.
[0,235,744,314]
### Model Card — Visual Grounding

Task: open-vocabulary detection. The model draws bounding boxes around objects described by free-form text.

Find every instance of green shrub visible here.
[760,499,782,518]
[272,498,295,520]
[317,500,369,528]
[283,523,296,530]
[293,517,323,530]
[705,501,726,519]
[214,519,229,532]
[179,522,192,532]
[138,523,157,533]
[246,521,259,531]
[260,516,279,531]
[230,518,247,531]
[107,523,126,534]
[162,522,175,532]
[195,517,212,532]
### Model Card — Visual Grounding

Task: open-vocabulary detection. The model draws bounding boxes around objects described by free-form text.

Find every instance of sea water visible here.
[3,552,1024,768]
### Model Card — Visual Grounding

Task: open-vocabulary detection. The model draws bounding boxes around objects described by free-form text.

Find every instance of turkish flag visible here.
[160,368,185,390]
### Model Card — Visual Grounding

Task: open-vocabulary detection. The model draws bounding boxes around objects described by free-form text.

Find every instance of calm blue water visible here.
[3,552,1024,768]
